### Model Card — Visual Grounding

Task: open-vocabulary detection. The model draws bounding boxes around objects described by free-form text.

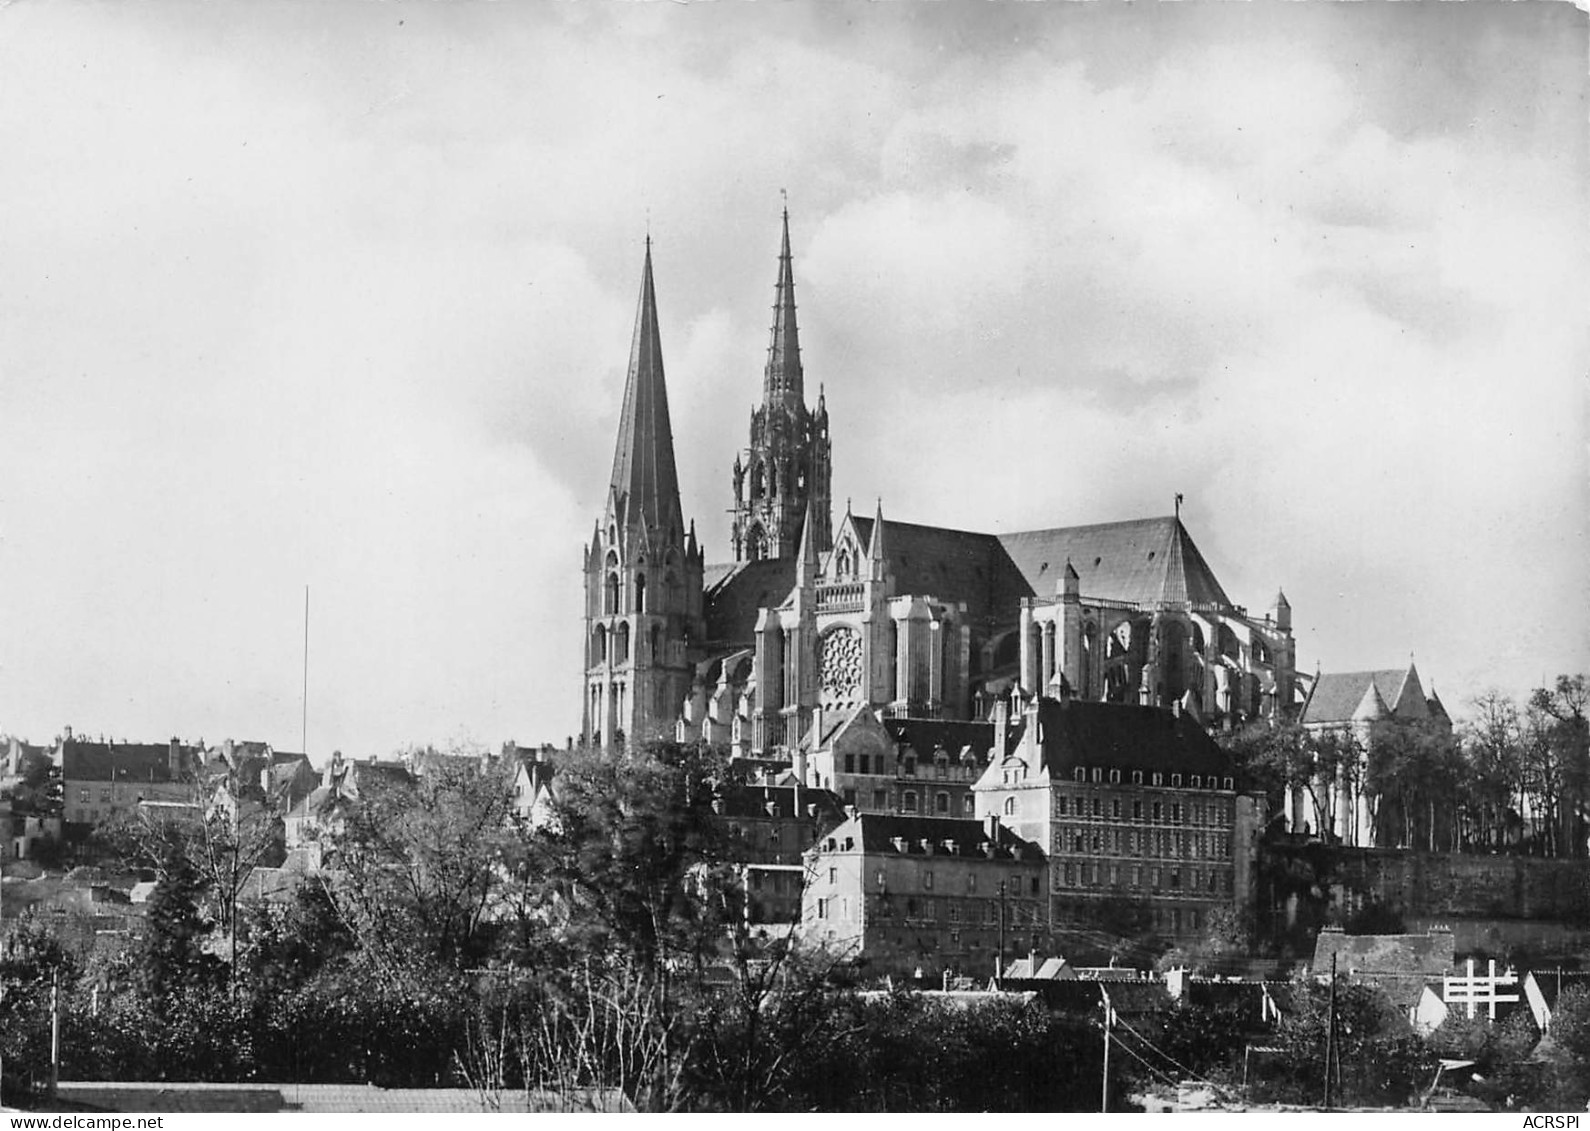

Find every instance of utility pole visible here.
[996,880,1006,988]
[1323,951,1337,1109]
[1101,990,1114,1113]
[50,967,60,1096]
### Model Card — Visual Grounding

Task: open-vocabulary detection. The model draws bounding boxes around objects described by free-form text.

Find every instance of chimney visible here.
[985,813,1001,843]
[795,744,809,789]
[992,696,1008,759]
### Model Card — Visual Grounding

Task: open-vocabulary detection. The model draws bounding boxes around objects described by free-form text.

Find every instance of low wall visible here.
[1263,843,1590,924]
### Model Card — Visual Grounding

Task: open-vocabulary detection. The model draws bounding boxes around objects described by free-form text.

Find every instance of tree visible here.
[1462,691,1526,851]
[1366,718,1463,851]
[330,754,519,974]
[1525,675,1590,858]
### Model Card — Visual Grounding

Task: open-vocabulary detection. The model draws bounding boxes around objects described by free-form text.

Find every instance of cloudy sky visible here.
[2,2,1585,758]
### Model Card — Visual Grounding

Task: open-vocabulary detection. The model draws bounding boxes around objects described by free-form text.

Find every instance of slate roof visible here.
[1028,698,1237,778]
[703,557,796,646]
[714,782,846,825]
[701,513,1241,658]
[1019,978,1171,1016]
[1312,928,1455,988]
[998,516,1234,608]
[1301,665,1426,726]
[883,717,1004,764]
[60,740,197,784]
[820,813,1041,860]
[850,516,1024,623]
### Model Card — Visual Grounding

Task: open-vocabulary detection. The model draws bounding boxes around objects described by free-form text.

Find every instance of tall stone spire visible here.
[608,239,684,538]
[763,207,804,407]
[731,206,832,563]
[582,237,704,752]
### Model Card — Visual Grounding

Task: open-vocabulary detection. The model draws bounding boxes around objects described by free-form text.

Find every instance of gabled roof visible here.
[1026,698,1237,779]
[848,516,1021,623]
[1301,664,1428,726]
[997,516,1233,608]
[703,557,797,646]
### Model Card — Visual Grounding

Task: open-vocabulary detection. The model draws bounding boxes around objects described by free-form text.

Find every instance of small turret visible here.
[1272,588,1292,631]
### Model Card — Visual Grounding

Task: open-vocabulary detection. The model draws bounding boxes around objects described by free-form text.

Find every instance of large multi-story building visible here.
[798,812,1047,975]
[974,693,1263,942]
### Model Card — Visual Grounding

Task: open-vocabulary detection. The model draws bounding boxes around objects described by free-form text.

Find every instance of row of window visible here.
[812,895,1042,926]
[1053,827,1233,860]
[842,751,975,780]
[864,869,1043,897]
[1056,861,1233,895]
[1070,767,1234,791]
[1053,794,1233,827]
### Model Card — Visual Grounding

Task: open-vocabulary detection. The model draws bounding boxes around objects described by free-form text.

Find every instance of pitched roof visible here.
[1311,928,1455,981]
[607,240,684,539]
[883,717,1003,764]
[61,740,196,784]
[848,516,1017,622]
[824,813,1041,860]
[714,782,846,825]
[1301,665,1428,725]
[1028,698,1237,779]
[703,557,796,646]
[997,516,1233,608]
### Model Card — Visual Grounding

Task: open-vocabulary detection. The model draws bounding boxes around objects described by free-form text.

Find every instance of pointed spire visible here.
[796,499,819,587]
[608,239,684,540]
[869,499,887,566]
[763,206,804,406]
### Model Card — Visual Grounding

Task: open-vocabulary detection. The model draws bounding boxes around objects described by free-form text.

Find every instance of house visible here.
[1311,924,1457,1020]
[283,752,416,869]
[711,779,846,927]
[58,736,202,828]
[974,692,1263,942]
[798,812,1046,977]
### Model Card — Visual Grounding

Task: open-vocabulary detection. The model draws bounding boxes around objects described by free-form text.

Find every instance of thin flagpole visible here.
[302,585,310,757]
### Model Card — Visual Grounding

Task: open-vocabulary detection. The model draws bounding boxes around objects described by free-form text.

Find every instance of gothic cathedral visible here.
[581,210,1301,760]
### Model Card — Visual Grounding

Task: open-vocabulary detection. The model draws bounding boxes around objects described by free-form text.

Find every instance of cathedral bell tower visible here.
[582,239,705,750]
[730,208,832,563]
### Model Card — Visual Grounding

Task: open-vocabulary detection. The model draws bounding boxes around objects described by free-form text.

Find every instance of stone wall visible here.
[1269,843,1590,924]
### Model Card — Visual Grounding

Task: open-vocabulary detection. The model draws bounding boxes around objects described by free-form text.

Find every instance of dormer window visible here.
[1152,773,1163,787]
[1109,769,1121,784]
[1073,768,1085,783]
[1091,768,1102,783]
[1132,771,1143,786]
[1223,777,1234,791]
[1191,775,1201,788]
[1171,774,1182,788]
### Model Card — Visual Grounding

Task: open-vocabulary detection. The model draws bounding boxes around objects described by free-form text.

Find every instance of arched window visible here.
[604,573,620,616]
[634,573,646,614]
[935,791,950,814]
[650,624,662,663]
[592,624,607,664]
[750,463,766,499]
[1003,796,1016,817]
[746,526,766,562]
[615,622,631,663]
